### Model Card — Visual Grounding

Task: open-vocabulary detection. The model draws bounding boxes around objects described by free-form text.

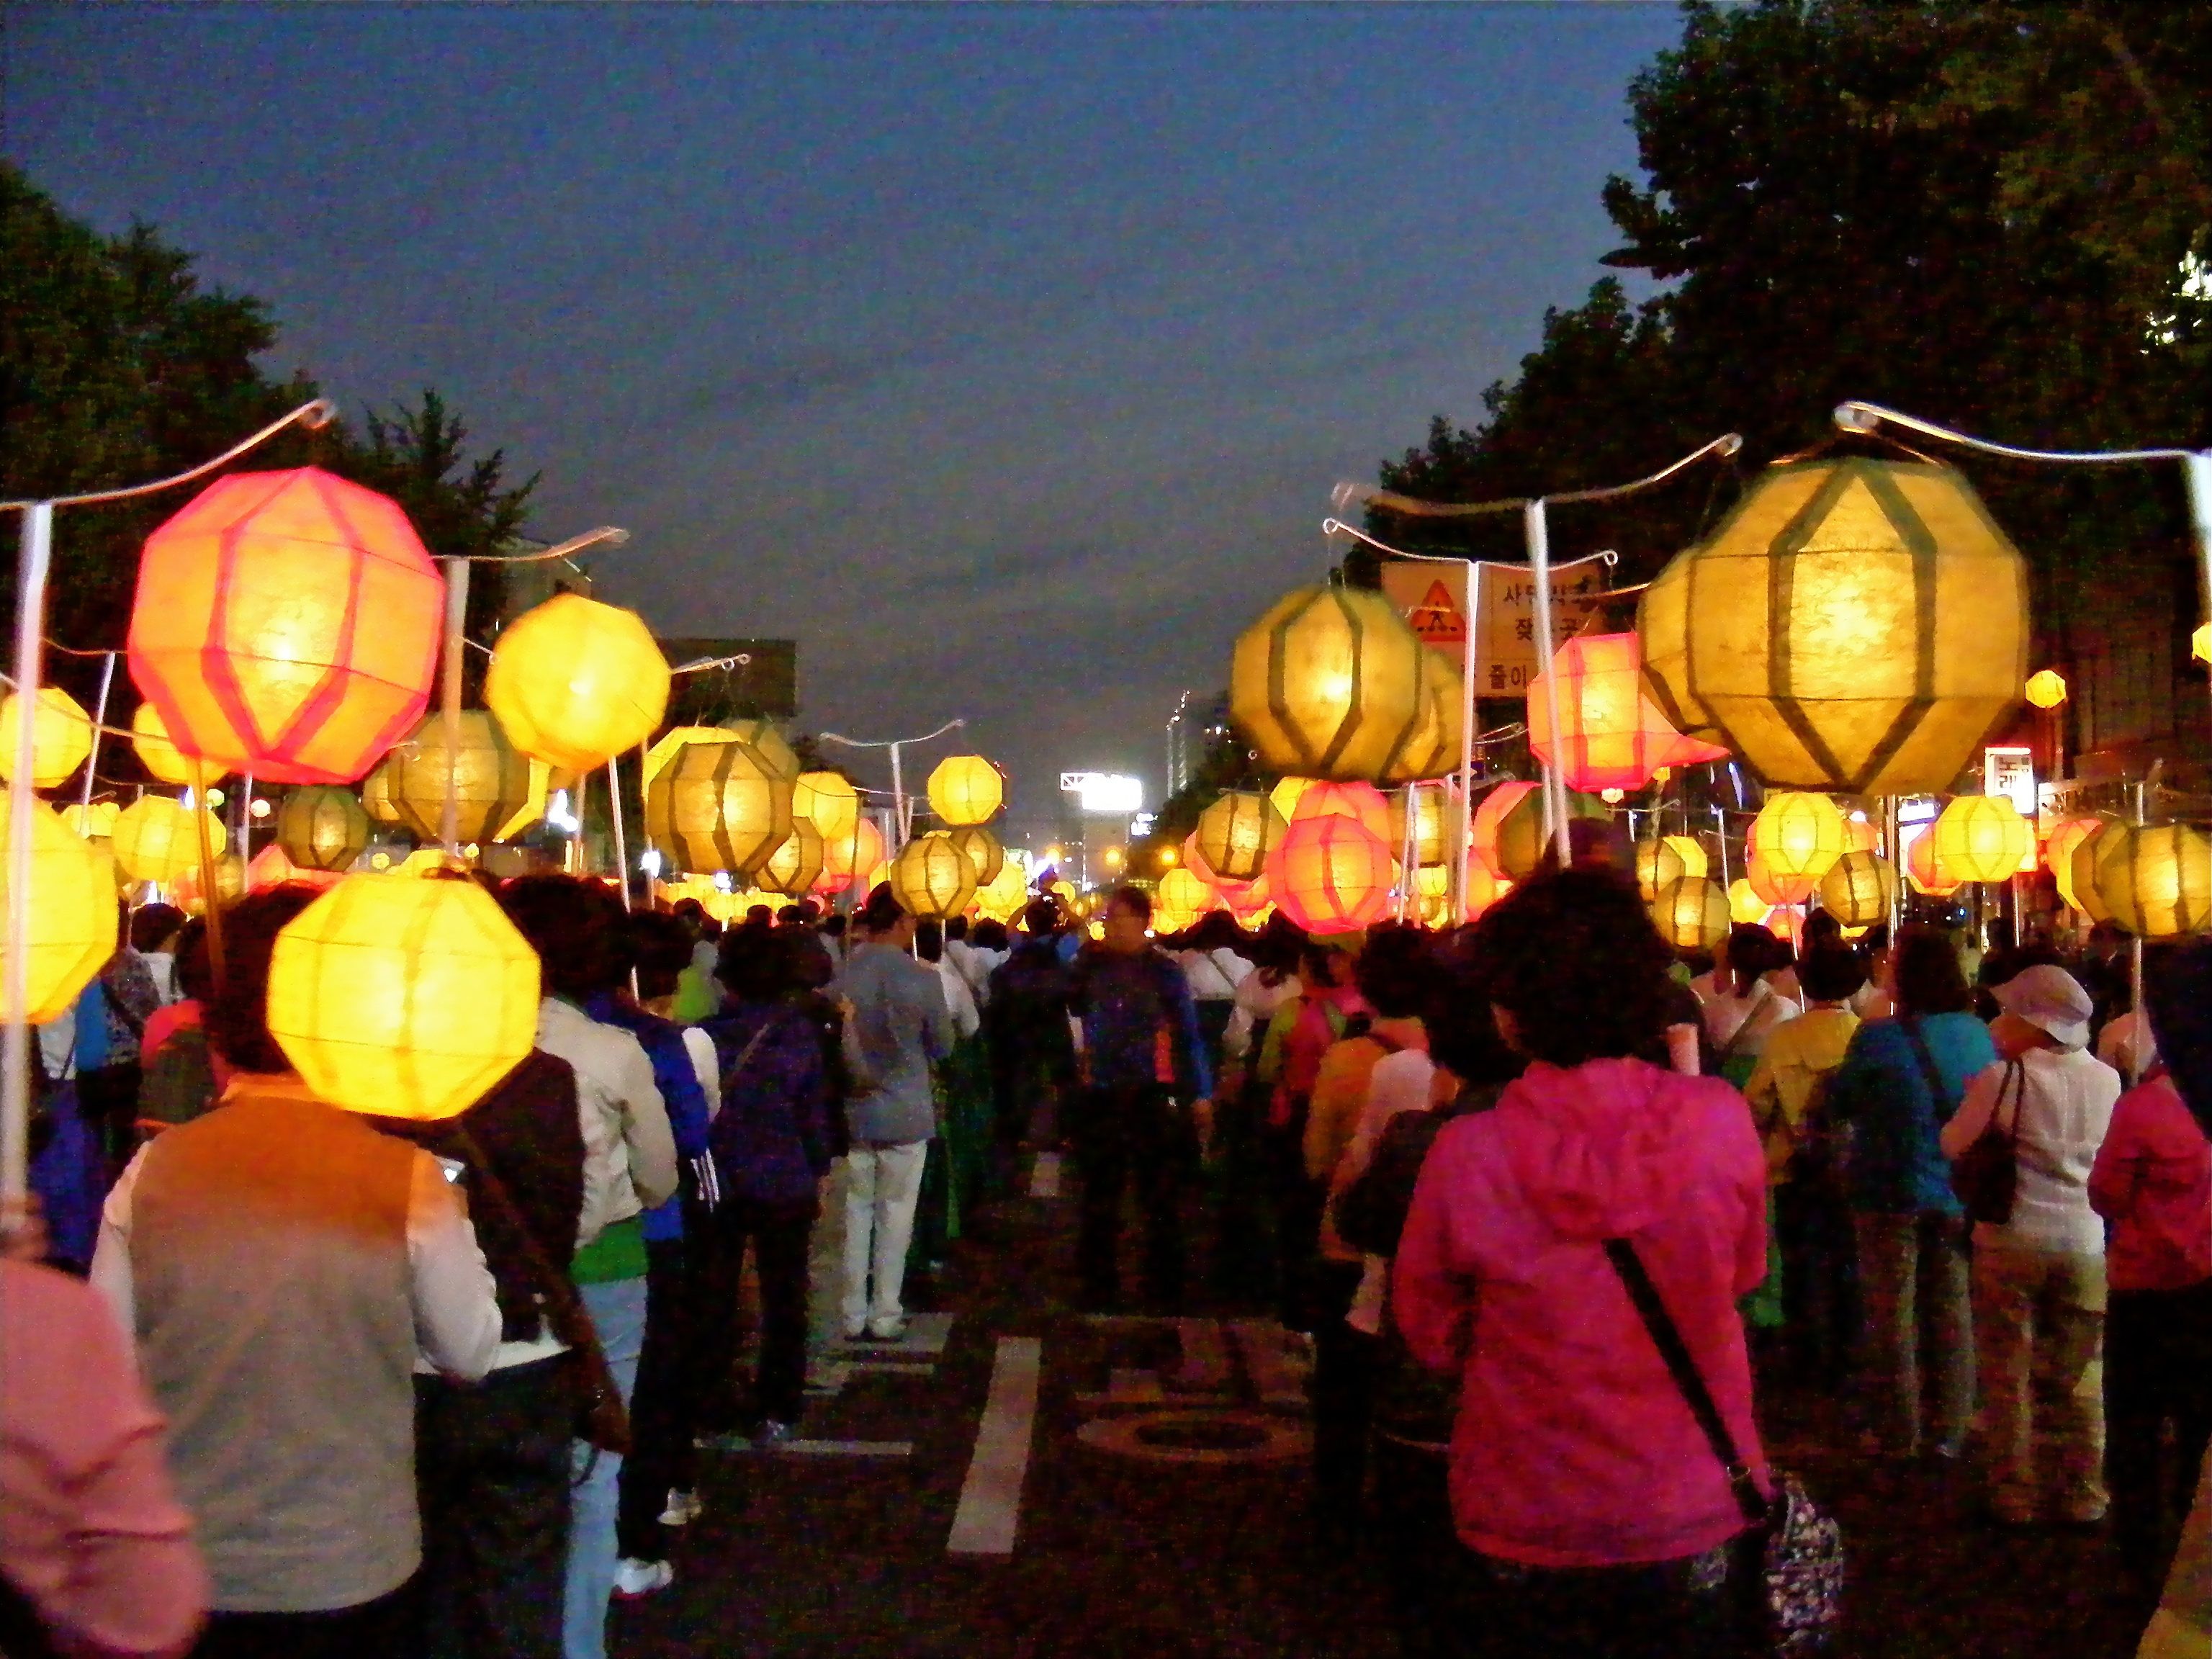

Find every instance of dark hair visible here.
[1299,935,1353,984]
[796,899,822,925]
[626,910,698,1003]
[1353,922,1431,1019]
[204,885,324,1073]
[746,904,773,927]
[915,919,945,963]
[1022,896,1064,936]
[972,919,1010,951]
[946,916,969,943]
[716,926,793,1003]
[1801,909,1843,950]
[670,898,707,927]
[172,917,215,1005]
[1187,910,1247,954]
[1890,924,1971,1017]
[499,874,626,1001]
[1471,867,1674,1067]
[2145,939,2212,1135]
[822,913,848,940]
[777,905,805,927]
[1106,884,1152,923]
[1723,923,1792,993]
[1798,943,1868,1005]
[1422,931,1523,1089]
[130,902,186,955]
[860,885,907,935]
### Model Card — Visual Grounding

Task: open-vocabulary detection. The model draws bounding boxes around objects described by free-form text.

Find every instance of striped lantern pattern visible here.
[1229,585,1434,783]
[646,738,794,876]
[1195,790,1286,884]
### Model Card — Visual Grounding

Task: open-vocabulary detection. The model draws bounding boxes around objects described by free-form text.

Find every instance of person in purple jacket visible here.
[697,927,835,1444]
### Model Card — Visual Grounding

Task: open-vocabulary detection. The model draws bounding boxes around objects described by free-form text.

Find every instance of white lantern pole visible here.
[607,755,632,912]
[819,717,968,865]
[79,649,117,814]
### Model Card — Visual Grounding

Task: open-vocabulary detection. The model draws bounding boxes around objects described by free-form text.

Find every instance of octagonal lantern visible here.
[1905,831,1961,898]
[1652,874,1730,951]
[1728,878,1765,925]
[719,719,801,782]
[2045,818,2108,912]
[2077,825,2212,938]
[646,739,793,876]
[130,467,444,785]
[1289,781,1392,841]
[822,814,886,884]
[754,820,827,899]
[927,756,1003,827]
[1930,796,2031,886]
[1751,793,1846,884]
[1475,781,1609,882]
[1230,585,1434,783]
[1268,813,1393,934]
[1745,848,1816,908]
[1527,633,1727,793]
[945,824,1004,886]
[112,795,226,884]
[1382,655,1467,786]
[1635,839,1688,902]
[486,593,671,773]
[889,830,977,920]
[974,855,1030,922]
[61,801,120,841]
[1388,786,1451,868]
[2025,670,2067,710]
[1639,458,2028,796]
[0,687,92,790]
[388,711,534,848]
[1154,867,1218,933]
[131,703,223,789]
[0,796,118,1022]
[1819,851,1896,927]
[794,771,860,840]
[644,727,739,793]
[1196,791,1287,884]
[276,784,372,873]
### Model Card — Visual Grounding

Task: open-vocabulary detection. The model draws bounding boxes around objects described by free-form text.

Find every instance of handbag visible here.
[1604,1237,1844,1655]
[1949,1059,2024,1227]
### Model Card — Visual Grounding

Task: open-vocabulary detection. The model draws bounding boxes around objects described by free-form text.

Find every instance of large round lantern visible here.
[1269,777,1317,823]
[1751,793,1847,889]
[1728,878,1766,925]
[1652,875,1730,951]
[131,703,222,788]
[794,771,860,840]
[0,688,92,789]
[1230,585,1434,782]
[130,467,444,784]
[112,796,225,884]
[61,801,120,841]
[822,814,886,884]
[1289,781,1392,842]
[0,797,118,1022]
[1820,851,1895,927]
[755,821,826,899]
[1387,787,1451,868]
[646,739,793,876]
[889,830,978,920]
[276,784,372,873]
[1269,814,1393,933]
[1382,657,1467,786]
[1635,839,1689,902]
[1745,848,1816,907]
[644,727,738,792]
[927,756,1003,827]
[1930,796,2031,885]
[267,873,541,1121]
[2081,825,2212,939]
[1154,868,1217,932]
[1905,832,1961,898]
[360,755,403,824]
[1527,634,1727,793]
[946,825,1004,886]
[1470,783,1535,878]
[1639,458,2028,795]
[387,711,534,847]
[1478,782,1609,881]
[1197,791,1287,884]
[974,855,1030,922]
[719,719,801,781]
[485,593,671,773]
[2046,817,2108,912]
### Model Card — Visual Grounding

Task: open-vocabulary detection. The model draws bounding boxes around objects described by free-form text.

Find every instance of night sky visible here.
[8,3,1678,846]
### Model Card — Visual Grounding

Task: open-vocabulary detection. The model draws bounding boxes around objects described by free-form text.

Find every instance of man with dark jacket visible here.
[1064,886,1213,1313]
[984,898,1076,1185]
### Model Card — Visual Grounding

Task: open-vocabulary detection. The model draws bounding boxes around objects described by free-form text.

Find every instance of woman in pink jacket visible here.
[1395,868,1771,1658]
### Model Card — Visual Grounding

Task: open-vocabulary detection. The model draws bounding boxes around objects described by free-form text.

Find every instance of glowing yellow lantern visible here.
[274,784,372,873]
[1386,787,1451,868]
[794,771,860,840]
[61,801,120,841]
[1197,791,1287,884]
[1635,839,1688,902]
[1382,657,1467,786]
[1470,783,1536,878]
[2046,817,2108,911]
[2079,825,2212,938]
[1640,458,2028,795]
[1751,793,1847,889]
[1464,859,1511,922]
[131,702,223,789]
[719,719,801,781]
[111,795,225,883]
[822,815,886,884]
[755,820,826,898]
[646,739,793,876]
[0,796,118,1021]
[1231,585,1436,782]
[1478,782,1610,882]
[1905,831,1961,898]
[1269,777,1317,823]
[946,825,1004,886]
[1154,867,1217,932]
[485,593,671,773]
[1268,814,1393,933]
[1651,875,1731,951]
[2195,623,2210,665]
[0,687,92,789]
[927,756,1003,827]
[268,873,541,1120]
[387,711,534,848]
[889,830,978,920]
[1745,848,1815,907]
[1930,796,2032,885]
[1728,878,1766,925]
[1819,851,1896,927]
[1526,633,1727,793]
[360,755,403,824]
[171,854,248,914]
[2025,670,2067,709]
[644,727,738,792]
[1843,818,1879,855]
[974,855,1030,922]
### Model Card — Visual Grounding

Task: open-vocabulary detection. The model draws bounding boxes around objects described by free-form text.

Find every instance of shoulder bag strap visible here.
[1899,1015,1958,1114]
[719,1013,781,1100]
[1603,1237,1766,1527]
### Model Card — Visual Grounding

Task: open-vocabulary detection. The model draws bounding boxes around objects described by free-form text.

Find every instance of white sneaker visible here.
[659,1488,702,1527]
[865,1315,908,1342]
[613,1559,673,1599]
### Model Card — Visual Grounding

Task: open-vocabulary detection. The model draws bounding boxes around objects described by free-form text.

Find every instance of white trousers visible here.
[842,1140,929,1332]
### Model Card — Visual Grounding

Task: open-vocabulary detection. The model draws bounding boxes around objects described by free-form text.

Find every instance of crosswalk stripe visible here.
[948,1336,1043,1557]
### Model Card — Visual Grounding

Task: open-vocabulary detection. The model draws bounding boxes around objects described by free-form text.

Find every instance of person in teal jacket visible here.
[1828,924,1997,1461]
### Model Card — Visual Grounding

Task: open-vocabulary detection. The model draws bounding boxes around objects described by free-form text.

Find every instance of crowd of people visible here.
[1,852,2207,1659]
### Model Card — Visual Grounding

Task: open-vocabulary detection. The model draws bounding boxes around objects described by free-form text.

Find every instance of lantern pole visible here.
[2130,778,2149,1087]
[79,649,117,814]
[607,755,632,913]
[438,559,471,858]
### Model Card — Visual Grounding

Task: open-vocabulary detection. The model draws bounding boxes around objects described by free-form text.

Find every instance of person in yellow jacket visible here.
[1742,942,1867,1386]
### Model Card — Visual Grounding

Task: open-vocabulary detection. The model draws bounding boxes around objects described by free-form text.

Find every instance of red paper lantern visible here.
[1287,780,1393,845]
[1469,782,1537,878]
[1527,634,1727,793]
[1905,830,1961,899]
[1267,814,1393,933]
[129,468,445,785]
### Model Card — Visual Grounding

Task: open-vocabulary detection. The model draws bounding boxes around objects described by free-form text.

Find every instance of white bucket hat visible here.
[1992,963,2094,1050]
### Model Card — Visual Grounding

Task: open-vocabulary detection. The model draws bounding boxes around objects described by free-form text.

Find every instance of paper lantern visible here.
[1230,586,1434,782]
[359,755,403,824]
[1463,859,1512,922]
[1819,851,1896,927]
[1269,814,1393,933]
[1527,634,1727,793]
[1470,783,1535,878]
[1154,868,1218,932]
[485,593,671,773]
[1905,831,1961,898]
[644,727,739,792]
[889,830,977,920]
[61,801,120,841]
[1635,839,1689,902]
[245,842,336,894]
[719,719,801,782]
[1930,796,2032,885]
[267,873,540,1120]
[974,855,1030,922]
[129,467,445,785]
[387,711,534,848]
[1745,847,1815,907]
[275,784,372,873]
[1663,835,1711,878]
[1180,831,1220,886]
[945,824,1004,886]
[111,796,225,883]
[130,703,224,789]
[2195,622,2210,665]
[1197,791,1287,883]
[2025,670,2067,709]
[794,771,860,840]
[0,796,119,1022]
[1728,878,1766,924]
[1269,777,1317,823]
[169,853,246,914]
[927,756,1002,827]
[2079,825,2212,939]
[1651,875,1731,951]
[1382,657,1467,786]
[754,820,826,899]
[1475,781,1610,881]
[822,814,886,884]
[1290,781,1393,844]
[1386,787,1452,868]
[1640,458,2028,795]
[1751,793,1847,889]
[0,688,92,789]
[646,739,793,876]
[1215,870,1273,921]
[2046,818,2107,912]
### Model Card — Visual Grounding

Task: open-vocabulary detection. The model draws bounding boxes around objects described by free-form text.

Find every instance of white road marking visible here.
[948,1336,1043,1557]
[1029,1151,1062,1198]
[777,1439,914,1457]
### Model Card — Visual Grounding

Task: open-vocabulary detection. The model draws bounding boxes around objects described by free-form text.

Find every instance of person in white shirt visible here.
[1941,963,2123,1525]
[920,920,982,1041]
[1698,923,1802,1086]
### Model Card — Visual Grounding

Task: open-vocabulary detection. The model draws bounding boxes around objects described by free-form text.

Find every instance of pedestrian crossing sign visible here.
[1406,580,1465,646]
